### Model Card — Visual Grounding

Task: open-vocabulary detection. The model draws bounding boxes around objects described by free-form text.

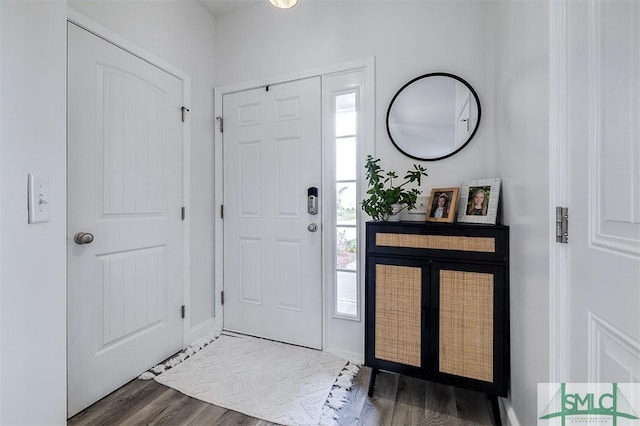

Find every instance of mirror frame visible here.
[386,72,481,161]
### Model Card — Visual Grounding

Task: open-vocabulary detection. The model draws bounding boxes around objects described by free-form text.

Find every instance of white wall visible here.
[215,1,495,186]
[489,2,550,425]
[1,0,4,415]
[0,1,68,423]
[216,2,553,423]
[69,1,219,337]
[214,0,496,360]
[0,2,550,423]
[1,3,217,422]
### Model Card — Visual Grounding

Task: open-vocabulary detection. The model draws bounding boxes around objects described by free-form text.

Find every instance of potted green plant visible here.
[361,155,428,221]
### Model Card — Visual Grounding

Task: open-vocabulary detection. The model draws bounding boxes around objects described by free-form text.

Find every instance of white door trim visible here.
[214,58,375,351]
[66,8,193,347]
[549,0,569,383]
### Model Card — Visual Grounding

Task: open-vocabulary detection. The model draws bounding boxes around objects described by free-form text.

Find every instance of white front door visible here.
[565,0,640,381]
[223,78,322,349]
[67,23,184,416]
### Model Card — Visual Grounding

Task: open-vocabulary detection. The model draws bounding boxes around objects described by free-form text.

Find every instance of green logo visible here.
[539,383,639,425]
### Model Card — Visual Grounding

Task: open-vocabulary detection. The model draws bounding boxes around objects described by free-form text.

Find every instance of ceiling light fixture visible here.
[268,0,298,9]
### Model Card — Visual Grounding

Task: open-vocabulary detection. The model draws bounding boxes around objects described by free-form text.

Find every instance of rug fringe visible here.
[318,362,360,425]
[138,330,221,380]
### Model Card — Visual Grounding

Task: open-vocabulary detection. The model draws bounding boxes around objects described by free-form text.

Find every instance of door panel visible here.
[67,23,183,416]
[566,0,640,382]
[223,78,322,349]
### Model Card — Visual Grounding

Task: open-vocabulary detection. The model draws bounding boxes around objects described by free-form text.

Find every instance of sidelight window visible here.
[334,92,358,317]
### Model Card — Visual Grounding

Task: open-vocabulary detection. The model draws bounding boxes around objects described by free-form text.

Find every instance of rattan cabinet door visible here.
[431,262,507,396]
[365,256,428,376]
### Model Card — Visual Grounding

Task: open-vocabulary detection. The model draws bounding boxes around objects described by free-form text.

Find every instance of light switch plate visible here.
[28,174,50,223]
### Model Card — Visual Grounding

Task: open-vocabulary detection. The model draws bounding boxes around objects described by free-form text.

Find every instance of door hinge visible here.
[220,205,224,219]
[181,305,186,319]
[180,106,191,123]
[556,206,568,243]
[181,106,190,122]
[181,206,186,221]
[221,291,224,306]
[216,116,223,133]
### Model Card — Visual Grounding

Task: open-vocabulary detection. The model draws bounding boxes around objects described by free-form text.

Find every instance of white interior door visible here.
[565,0,640,381]
[223,77,322,349]
[67,23,184,416]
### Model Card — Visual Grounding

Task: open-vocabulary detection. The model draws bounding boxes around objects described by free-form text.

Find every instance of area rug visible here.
[144,333,358,426]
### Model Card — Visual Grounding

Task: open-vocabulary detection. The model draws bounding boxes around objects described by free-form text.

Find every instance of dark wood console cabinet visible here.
[365,221,509,424]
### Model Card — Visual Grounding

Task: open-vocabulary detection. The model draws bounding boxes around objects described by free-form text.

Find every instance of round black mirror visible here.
[386,73,481,161]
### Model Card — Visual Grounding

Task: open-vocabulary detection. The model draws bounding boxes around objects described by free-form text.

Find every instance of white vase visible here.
[387,204,403,221]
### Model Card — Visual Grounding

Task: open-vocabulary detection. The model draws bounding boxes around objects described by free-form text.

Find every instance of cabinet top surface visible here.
[366,221,509,231]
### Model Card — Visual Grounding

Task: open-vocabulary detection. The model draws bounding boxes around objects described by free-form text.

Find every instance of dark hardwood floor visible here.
[68,367,496,425]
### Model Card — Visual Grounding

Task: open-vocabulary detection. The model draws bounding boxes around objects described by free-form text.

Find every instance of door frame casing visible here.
[214,58,375,354]
[66,9,193,347]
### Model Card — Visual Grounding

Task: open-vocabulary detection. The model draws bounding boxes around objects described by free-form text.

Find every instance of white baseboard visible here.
[499,397,520,426]
[324,348,363,365]
[186,317,222,346]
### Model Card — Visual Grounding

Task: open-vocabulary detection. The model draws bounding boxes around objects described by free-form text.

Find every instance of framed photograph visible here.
[426,187,459,223]
[457,178,501,224]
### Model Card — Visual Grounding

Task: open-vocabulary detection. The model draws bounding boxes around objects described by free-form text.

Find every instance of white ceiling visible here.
[200,0,260,17]
[201,0,373,17]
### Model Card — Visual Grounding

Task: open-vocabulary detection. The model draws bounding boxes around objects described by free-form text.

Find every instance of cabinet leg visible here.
[367,368,378,397]
[489,394,502,426]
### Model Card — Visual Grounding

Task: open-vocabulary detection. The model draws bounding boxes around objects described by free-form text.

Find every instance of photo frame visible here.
[425,187,459,223]
[457,178,501,224]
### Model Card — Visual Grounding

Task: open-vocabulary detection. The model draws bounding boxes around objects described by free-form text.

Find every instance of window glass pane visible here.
[337,182,357,226]
[336,93,356,137]
[336,137,356,181]
[336,227,357,271]
[334,90,359,319]
[336,271,357,316]
[336,92,356,112]
[336,111,356,137]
